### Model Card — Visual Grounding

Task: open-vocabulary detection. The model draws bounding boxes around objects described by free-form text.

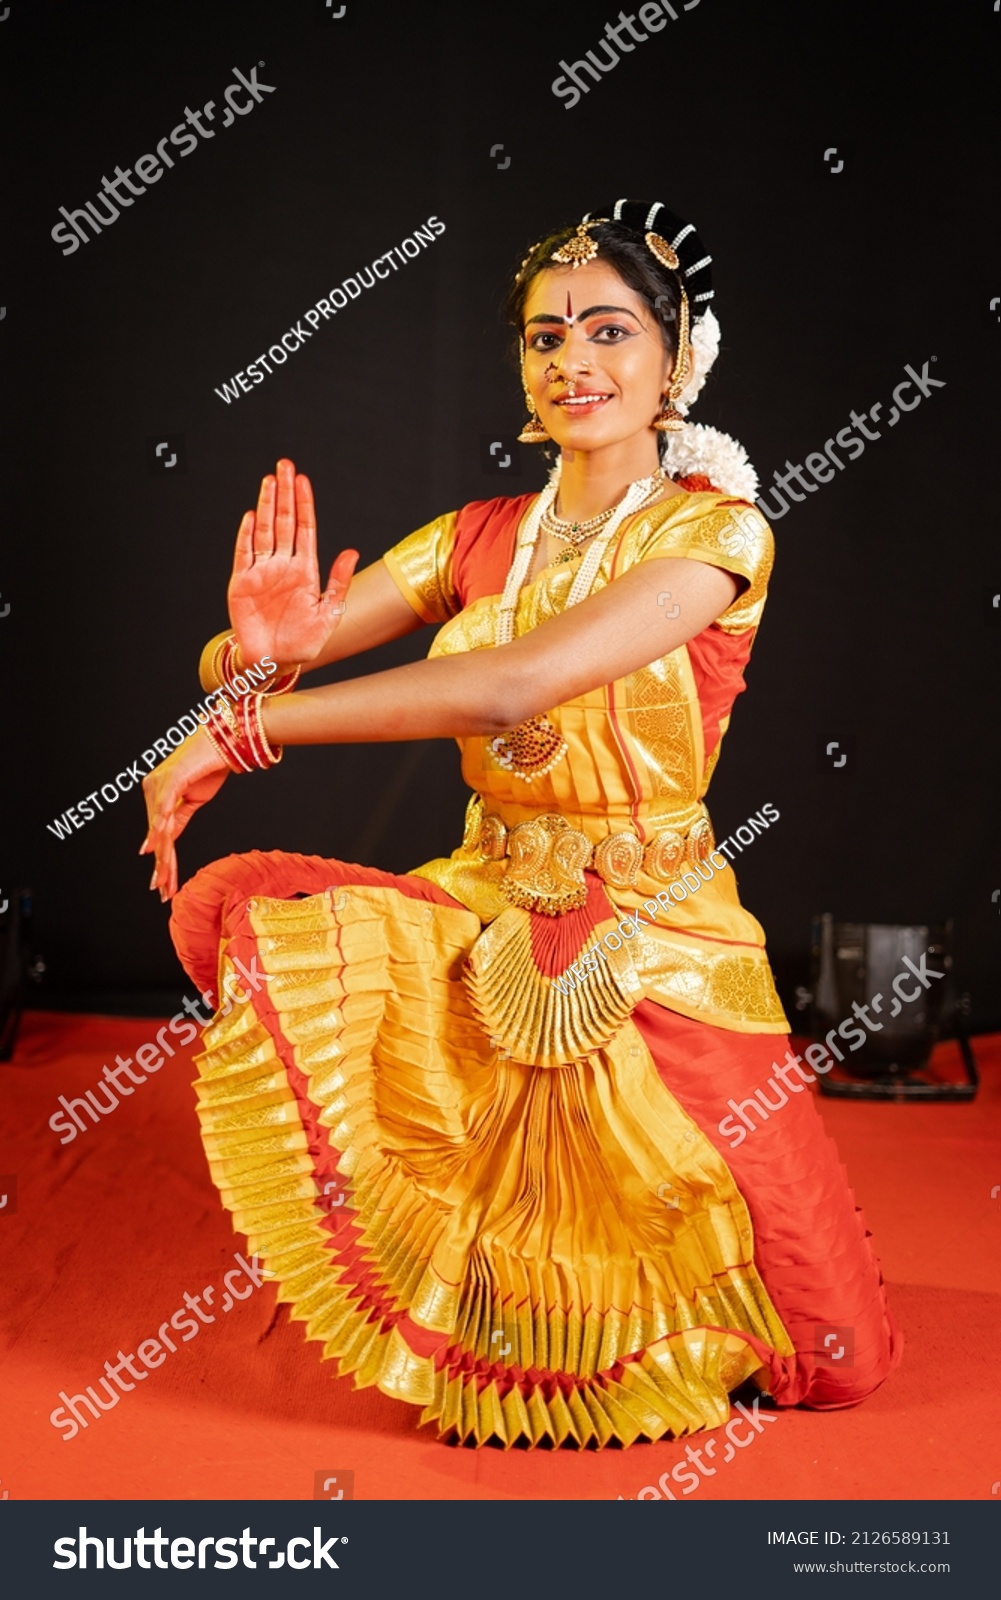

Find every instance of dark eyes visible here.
[528,331,563,351]
[526,323,633,352]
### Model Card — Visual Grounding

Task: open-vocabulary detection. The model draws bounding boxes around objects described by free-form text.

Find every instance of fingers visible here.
[143,813,176,902]
[163,837,179,903]
[253,474,276,559]
[322,549,360,617]
[293,472,317,567]
[154,828,178,903]
[140,767,183,898]
[233,509,256,574]
[274,458,296,557]
[139,731,230,900]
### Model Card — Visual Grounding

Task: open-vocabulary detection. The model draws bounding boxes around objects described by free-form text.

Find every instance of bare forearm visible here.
[257,555,741,750]
[261,650,516,746]
[298,559,425,673]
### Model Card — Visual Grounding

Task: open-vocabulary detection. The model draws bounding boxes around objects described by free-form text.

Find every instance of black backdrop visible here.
[3,0,999,1026]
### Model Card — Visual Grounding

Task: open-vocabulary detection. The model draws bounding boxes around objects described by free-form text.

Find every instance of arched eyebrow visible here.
[524,304,643,326]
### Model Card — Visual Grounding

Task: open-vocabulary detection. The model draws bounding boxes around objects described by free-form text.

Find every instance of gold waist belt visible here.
[465,805,716,917]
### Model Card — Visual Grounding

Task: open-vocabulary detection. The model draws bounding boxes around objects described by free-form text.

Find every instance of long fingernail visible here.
[150,868,158,890]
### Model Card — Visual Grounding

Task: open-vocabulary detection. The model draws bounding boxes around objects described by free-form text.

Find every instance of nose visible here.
[547,333,592,380]
[561,326,593,373]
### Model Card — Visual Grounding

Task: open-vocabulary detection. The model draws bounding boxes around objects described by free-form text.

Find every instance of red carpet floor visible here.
[1,1011,998,1502]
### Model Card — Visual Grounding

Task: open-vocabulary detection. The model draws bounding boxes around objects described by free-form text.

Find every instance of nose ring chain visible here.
[544,359,591,399]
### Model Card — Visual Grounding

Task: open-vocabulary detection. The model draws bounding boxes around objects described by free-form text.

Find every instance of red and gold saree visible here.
[170,486,900,1447]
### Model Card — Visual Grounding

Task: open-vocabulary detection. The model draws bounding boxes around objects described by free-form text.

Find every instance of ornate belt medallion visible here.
[462,799,716,916]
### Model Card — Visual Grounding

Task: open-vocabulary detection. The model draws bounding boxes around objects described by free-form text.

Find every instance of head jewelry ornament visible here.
[516,198,759,499]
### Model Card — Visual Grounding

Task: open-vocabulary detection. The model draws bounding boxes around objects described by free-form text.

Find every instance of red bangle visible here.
[202,692,282,773]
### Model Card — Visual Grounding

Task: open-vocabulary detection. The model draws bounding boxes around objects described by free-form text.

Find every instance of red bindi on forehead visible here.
[566,291,573,321]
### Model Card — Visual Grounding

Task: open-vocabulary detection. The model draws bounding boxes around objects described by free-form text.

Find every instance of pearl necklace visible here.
[496,466,667,646]
[488,467,669,781]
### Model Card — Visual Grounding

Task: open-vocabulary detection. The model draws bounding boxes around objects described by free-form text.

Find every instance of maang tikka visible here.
[549,217,609,269]
[518,218,610,443]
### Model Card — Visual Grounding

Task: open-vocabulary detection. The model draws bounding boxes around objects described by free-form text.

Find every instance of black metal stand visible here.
[817,1016,980,1101]
[0,889,44,1062]
[799,914,980,1103]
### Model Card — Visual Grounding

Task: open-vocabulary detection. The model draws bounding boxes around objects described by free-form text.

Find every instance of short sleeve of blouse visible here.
[630,494,775,634]
[382,511,460,624]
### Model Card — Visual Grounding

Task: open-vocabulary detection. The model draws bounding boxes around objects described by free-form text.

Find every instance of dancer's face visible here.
[521,261,678,454]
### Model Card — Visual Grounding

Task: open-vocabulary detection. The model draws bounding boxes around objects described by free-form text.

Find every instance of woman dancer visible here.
[142,199,900,1448]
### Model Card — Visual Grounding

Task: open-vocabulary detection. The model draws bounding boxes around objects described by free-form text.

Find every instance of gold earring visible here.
[518,409,550,444]
[653,286,691,433]
[653,396,686,433]
[518,344,550,443]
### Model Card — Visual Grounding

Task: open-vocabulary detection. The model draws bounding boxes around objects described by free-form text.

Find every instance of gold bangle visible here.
[199,629,302,696]
[198,629,236,694]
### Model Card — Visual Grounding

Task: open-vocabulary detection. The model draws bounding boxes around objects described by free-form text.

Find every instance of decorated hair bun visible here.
[583,199,715,318]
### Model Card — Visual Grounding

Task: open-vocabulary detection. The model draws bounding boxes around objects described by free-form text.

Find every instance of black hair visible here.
[506,199,713,361]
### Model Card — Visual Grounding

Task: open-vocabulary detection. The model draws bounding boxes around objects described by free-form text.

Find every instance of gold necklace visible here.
[539,503,616,545]
[488,469,668,780]
[546,471,668,565]
[540,469,665,547]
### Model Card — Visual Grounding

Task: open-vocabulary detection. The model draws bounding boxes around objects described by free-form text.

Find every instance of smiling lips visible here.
[553,390,613,413]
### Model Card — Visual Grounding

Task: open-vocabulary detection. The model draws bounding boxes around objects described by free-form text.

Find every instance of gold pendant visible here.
[488,714,568,781]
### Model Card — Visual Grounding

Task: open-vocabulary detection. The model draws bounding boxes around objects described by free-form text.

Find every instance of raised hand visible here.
[228,458,359,668]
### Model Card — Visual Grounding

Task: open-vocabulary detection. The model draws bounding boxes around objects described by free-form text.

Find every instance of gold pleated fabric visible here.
[193,883,794,1447]
[463,902,642,1068]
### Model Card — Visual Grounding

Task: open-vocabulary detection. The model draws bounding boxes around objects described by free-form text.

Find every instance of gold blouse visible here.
[383,491,789,1035]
